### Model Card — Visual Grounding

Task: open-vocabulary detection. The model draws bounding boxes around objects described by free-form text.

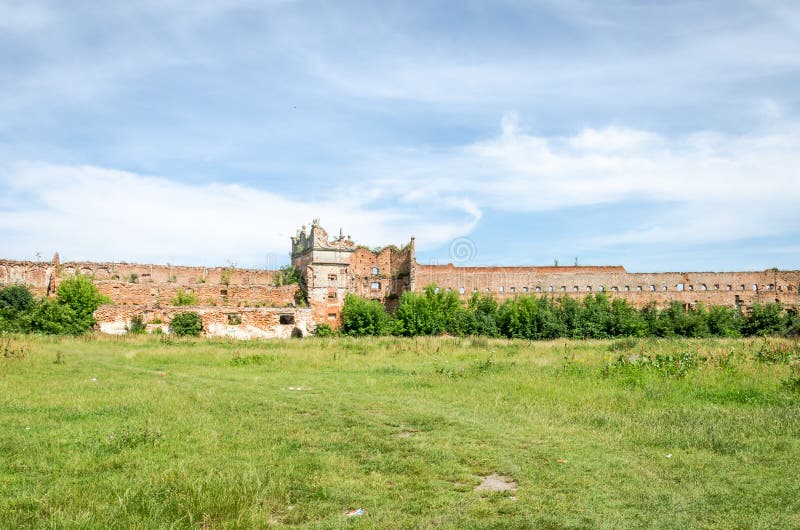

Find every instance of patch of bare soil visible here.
[474,473,517,492]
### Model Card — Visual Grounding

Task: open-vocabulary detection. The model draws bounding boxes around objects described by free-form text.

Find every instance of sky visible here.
[1,0,799,271]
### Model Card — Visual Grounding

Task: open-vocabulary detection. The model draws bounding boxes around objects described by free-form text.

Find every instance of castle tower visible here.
[291,220,357,325]
[290,220,416,326]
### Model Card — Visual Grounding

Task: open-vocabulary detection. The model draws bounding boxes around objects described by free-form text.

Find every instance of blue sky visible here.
[1,0,799,271]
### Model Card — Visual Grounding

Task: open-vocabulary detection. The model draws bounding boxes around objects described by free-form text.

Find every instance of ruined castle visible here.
[2,219,799,337]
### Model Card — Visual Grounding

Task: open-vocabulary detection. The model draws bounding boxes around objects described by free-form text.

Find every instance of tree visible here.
[742,303,786,336]
[0,285,35,312]
[27,300,83,335]
[341,294,390,336]
[56,275,111,332]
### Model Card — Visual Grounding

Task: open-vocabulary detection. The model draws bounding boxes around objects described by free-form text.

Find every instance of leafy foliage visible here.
[172,289,198,306]
[170,312,203,337]
[128,315,147,334]
[273,265,302,286]
[313,323,336,337]
[742,302,786,336]
[340,287,797,340]
[0,285,35,312]
[341,294,391,336]
[55,275,111,332]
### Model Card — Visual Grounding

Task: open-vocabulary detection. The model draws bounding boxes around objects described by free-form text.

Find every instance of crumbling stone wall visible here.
[94,304,314,339]
[94,283,297,307]
[0,260,57,297]
[416,264,800,309]
[291,220,415,325]
[348,242,415,308]
[5,221,800,338]
[0,258,294,307]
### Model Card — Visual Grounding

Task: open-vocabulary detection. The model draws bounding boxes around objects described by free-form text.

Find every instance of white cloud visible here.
[358,115,800,245]
[0,162,479,265]
[1,116,798,265]
[568,126,659,152]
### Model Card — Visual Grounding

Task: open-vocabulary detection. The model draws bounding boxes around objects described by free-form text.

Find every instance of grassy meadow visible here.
[1,335,799,529]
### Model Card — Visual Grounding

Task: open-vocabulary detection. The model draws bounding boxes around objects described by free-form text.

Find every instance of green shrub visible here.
[707,305,742,337]
[0,285,35,312]
[56,275,111,332]
[172,289,198,306]
[127,315,147,334]
[274,265,302,286]
[392,285,465,336]
[743,303,786,336]
[27,299,83,335]
[341,294,390,336]
[170,312,203,337]
[313,323,336,337]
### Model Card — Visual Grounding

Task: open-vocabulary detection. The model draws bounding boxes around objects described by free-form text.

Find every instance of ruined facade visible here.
[416,264,800,310]
[1,220,799,337]
[290,219,415,324]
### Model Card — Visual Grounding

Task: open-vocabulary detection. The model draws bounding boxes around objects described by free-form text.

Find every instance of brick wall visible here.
[415,264,800,309]
[93,304,314,338]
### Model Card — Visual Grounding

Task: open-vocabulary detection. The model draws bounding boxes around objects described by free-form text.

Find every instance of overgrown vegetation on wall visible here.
[0,277,110,335]
[172,288,199,306]
[341,285,800,338]
[273,265,302,287]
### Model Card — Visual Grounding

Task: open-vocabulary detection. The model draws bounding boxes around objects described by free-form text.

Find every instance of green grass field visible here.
[1,335,799,529]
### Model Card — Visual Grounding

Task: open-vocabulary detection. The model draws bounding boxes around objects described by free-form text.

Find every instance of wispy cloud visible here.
[355,115,800,245]
[0,1,798,269]
[0,162,479,264]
